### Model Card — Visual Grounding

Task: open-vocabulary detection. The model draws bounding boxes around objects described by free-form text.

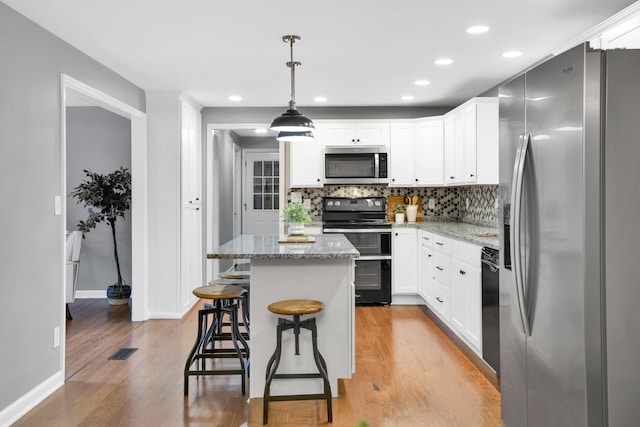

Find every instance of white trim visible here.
[552,1,640,55]
[206,125,220,283]
[0,372,63,427]
[74,290,107,299]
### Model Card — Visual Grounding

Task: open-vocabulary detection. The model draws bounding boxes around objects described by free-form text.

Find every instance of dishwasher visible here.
[481,247,500,375]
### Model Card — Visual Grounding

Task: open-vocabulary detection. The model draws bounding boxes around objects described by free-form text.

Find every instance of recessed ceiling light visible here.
[466,25,490,34]
[314,96,327,102]
[435,58,453,65]
[414,80,431,86]
[502,51,522,58]
[228,95,242,101]
[401,95,415,101]
[255,128,268,134]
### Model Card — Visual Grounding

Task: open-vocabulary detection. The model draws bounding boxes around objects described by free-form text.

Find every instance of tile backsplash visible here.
[290,185,498,224]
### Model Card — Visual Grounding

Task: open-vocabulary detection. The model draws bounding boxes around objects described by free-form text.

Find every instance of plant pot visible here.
[406,205,418,223]
[107,283,131,306]
[395,213,405,224]
[288,222,305,236]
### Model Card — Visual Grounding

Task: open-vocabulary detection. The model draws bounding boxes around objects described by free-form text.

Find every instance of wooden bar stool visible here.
[184,284,249,396]
[263,299,332,424]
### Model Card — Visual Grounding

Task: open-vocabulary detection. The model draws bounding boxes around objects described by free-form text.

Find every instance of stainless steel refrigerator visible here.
[499,43,640,427]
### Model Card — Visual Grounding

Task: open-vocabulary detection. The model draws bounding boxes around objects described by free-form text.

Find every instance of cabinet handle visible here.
[436,266,443,271]
[415,178,418,182]
[395,233,398,236]
[352,138,356,142]
[317,178,321,182]
[470,174,474,177]
[356,139,360,143]
[195,197,200,201]
[436,297,443,303]
[450,176,455,180]
[195,207,200,211]
[428,254,432,258]
[459,269,466,275]
[436,242,444,246]
[392,178,395,182]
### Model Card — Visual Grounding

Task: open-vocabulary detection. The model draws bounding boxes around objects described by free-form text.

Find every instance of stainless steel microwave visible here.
[324,146,388,184]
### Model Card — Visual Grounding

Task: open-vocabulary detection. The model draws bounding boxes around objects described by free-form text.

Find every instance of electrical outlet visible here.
[494,198,499,209]
[290,192,302,203]
[303,199,311,210]
[428,198,435,209]
[53,327,60,348]
[465,198,470,209]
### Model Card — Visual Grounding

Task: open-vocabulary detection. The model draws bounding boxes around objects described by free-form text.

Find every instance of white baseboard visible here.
[390,294,423,305]
[74,290,105,299]
[0,372,63,427]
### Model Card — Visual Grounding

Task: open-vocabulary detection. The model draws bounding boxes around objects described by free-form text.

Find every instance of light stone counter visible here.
[392,220,499,250]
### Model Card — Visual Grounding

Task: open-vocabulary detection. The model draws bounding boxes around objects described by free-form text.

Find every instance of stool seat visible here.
[268,299,323,316]
[193,284,244,300]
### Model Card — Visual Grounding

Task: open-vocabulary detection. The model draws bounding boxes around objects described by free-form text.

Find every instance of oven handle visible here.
[357,255,392,261]
[323,228,391,233]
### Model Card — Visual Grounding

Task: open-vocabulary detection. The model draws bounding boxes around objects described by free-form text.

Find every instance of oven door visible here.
[323,228,392,304]
[354,257,392,304]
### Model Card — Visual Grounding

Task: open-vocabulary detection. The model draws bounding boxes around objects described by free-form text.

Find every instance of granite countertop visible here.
[393,220,500,250]
[207,234,360,260]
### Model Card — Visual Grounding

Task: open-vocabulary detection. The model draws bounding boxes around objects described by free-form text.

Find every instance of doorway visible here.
[60,74,148,377]
[243,150,280,234]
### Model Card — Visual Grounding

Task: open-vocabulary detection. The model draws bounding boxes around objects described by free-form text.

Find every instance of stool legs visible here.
[263,315,332,424]
[184,299,248,396]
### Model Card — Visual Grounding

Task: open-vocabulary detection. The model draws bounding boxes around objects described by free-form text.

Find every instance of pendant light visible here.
[270,35,315,139]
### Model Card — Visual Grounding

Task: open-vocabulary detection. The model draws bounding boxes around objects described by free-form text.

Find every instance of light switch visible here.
[54,195,62,216]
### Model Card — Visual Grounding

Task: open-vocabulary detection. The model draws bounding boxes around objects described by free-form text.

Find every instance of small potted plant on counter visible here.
[71,167,132,305]
[394,203,406,224]
[282,201,312,235]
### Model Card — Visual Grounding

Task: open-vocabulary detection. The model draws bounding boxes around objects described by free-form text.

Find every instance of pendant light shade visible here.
[276,130,314,142]
[270,35,315,137]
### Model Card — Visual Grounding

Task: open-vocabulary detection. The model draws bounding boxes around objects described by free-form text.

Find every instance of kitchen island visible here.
[207,234,359,399]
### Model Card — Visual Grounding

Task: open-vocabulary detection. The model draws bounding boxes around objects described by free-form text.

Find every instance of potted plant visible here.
[394,203,406,224]
[281,201,312,235]
[71,167,132,305]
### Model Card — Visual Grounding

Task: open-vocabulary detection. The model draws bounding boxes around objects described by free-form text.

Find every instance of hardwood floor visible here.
[15,300,502,426]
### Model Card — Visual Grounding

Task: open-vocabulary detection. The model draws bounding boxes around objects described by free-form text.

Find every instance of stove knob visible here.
[335,201,341,206]
[327,201,334,207]
[374,201,381,207]
[367,200,373,208]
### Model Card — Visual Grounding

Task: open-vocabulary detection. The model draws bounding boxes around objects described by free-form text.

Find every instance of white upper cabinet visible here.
[443,97,498,186]
[389,122,415,186]
[321,120,390,146]
[415,118,444,186]
[389,118,444,187]
[289,138,324,188]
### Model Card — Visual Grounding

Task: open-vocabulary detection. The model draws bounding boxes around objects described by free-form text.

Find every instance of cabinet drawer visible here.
[452,239,481,267]
[420,231,434,248]
[432,251,451,285]
[433,280,452,323]
[432,234,451,254]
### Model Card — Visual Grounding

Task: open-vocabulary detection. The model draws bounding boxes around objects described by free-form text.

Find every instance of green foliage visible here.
[394,203,406,213]
[71,167,131,293]
[357,421,370,427]
[281,201,312,223]
[71,167,131,233]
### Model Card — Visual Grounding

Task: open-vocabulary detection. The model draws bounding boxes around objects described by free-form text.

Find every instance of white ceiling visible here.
[3,0,638,108]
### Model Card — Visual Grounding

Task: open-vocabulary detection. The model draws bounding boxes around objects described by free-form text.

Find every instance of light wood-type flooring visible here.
[14,299,502,426]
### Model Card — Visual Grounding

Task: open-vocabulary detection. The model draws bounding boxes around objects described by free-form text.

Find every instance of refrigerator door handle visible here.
[510,133,532,336]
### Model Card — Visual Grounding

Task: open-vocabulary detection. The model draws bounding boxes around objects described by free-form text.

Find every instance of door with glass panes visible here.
[243,151,280,234]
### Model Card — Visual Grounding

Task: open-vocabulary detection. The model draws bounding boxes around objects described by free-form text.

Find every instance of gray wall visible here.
[0,3,144,415]
[66,106,132,291]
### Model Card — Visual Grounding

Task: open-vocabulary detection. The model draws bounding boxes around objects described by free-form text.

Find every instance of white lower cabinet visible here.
[415,231,483,356]
[417,230,434,304]
[392,228,418,294]
[451,240,482,355]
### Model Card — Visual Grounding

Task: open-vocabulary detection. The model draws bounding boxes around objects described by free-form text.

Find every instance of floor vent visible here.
[108,348,138,360]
